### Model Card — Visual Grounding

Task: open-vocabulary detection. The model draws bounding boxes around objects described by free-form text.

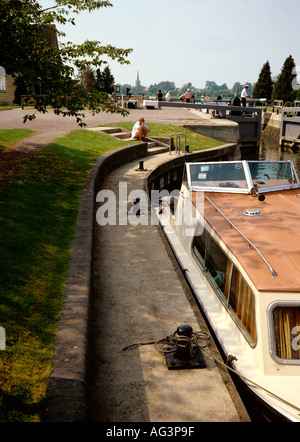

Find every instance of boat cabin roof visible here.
[185,161,300,292]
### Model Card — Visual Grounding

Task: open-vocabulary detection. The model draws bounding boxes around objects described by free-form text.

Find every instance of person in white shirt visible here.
[184,89,192,103]
[241,85,251,107]
[131,118,150,141]
[165,91,171,102]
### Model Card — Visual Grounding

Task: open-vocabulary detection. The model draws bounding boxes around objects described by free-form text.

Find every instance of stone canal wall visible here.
[44,142,148,422]
[44,141,238,422]
[183,123,239,144]
[262,112,281,140]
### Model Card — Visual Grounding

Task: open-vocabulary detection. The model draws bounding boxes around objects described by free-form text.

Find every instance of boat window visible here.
[192,230,207,266]
[205,234,230,298]
[193,230,230,298]
[186,160,299,194]
[272,305,300,361]
[248,161,296,188]
[192,228,256,345]
[189,163,248,190]
[229,266,257,343]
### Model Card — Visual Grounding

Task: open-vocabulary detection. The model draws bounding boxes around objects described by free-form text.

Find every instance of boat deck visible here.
[193,189,300,292]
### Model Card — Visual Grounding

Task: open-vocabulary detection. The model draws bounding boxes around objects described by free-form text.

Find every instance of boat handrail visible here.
[205,196,278,278]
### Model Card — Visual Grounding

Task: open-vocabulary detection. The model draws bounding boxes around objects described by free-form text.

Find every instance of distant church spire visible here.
[136,71,141,87]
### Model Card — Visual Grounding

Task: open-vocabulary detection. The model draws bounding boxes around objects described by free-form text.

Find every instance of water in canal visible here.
[245,133,300,176]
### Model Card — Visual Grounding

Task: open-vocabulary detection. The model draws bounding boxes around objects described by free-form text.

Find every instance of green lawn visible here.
[0,129,36,152]
[0,129,137,422]
[0,124,223,421]
[102,121,225,150]
[0,105,20,111]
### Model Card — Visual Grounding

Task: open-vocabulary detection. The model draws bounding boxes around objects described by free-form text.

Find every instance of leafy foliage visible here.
[148,81,176,95]
[95,65,115,94]
[77,66,97,92]
[0,129,136,421]
[253,61,273,100]
[253,62,273,100]
[0,0,132,125]
[272,55,297,104]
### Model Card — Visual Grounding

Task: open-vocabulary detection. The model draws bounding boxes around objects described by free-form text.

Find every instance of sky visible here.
[41,0,300,90]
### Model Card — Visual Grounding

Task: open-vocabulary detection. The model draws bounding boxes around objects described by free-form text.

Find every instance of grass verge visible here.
[0,106,20,111]
[102,121,225,150]
[0,129,36,152]
[0,129,136,421]
[0,123,223,421]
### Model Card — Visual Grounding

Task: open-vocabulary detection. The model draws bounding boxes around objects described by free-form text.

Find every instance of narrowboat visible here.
[154,160,300,421]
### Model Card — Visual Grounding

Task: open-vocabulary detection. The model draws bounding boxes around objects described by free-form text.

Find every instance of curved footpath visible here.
[88,149,250,423]
[0,106,200,182]
[1,107,249,422]
[0,106,203,145]
[43,143,250,422]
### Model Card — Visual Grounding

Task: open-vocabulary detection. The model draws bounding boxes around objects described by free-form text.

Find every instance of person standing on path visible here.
[241,85,252,107]
[157,89,163,109]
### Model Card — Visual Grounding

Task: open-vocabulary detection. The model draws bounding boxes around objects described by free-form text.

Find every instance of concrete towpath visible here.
[1,105,249,421]
[0,106,203,136]
[0,105,236,150]
[88,150,250,422]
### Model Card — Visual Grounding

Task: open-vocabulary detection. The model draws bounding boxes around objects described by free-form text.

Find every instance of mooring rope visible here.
[122,330,210,354]
[122,329,300,416]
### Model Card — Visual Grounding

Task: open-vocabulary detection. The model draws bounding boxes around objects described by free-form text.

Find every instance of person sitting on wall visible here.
[131,118,150,141]
[184,89,191,103]
[230,96,242,116]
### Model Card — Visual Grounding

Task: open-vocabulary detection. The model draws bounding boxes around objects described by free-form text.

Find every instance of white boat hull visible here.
[153,185,300,422]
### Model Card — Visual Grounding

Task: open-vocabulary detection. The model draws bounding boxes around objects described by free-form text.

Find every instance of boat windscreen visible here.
[189,163,248,190]
[248,161,296,188]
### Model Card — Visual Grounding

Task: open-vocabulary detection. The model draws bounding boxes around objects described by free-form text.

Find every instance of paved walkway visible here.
[89,151,249,422]
[1,105,249,421]
[0,106,202,145]
[0,106,202,182]
[0,105,238,157]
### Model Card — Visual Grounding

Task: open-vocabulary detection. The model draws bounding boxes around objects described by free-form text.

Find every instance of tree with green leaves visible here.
[78,66,97,92]
[179,82,194,95]
[95,65,115,94]
[0,0,132,125]
[253,61,273,100]
[147,81,176,96]
[232,82,242,97]
[272,55,297,105]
